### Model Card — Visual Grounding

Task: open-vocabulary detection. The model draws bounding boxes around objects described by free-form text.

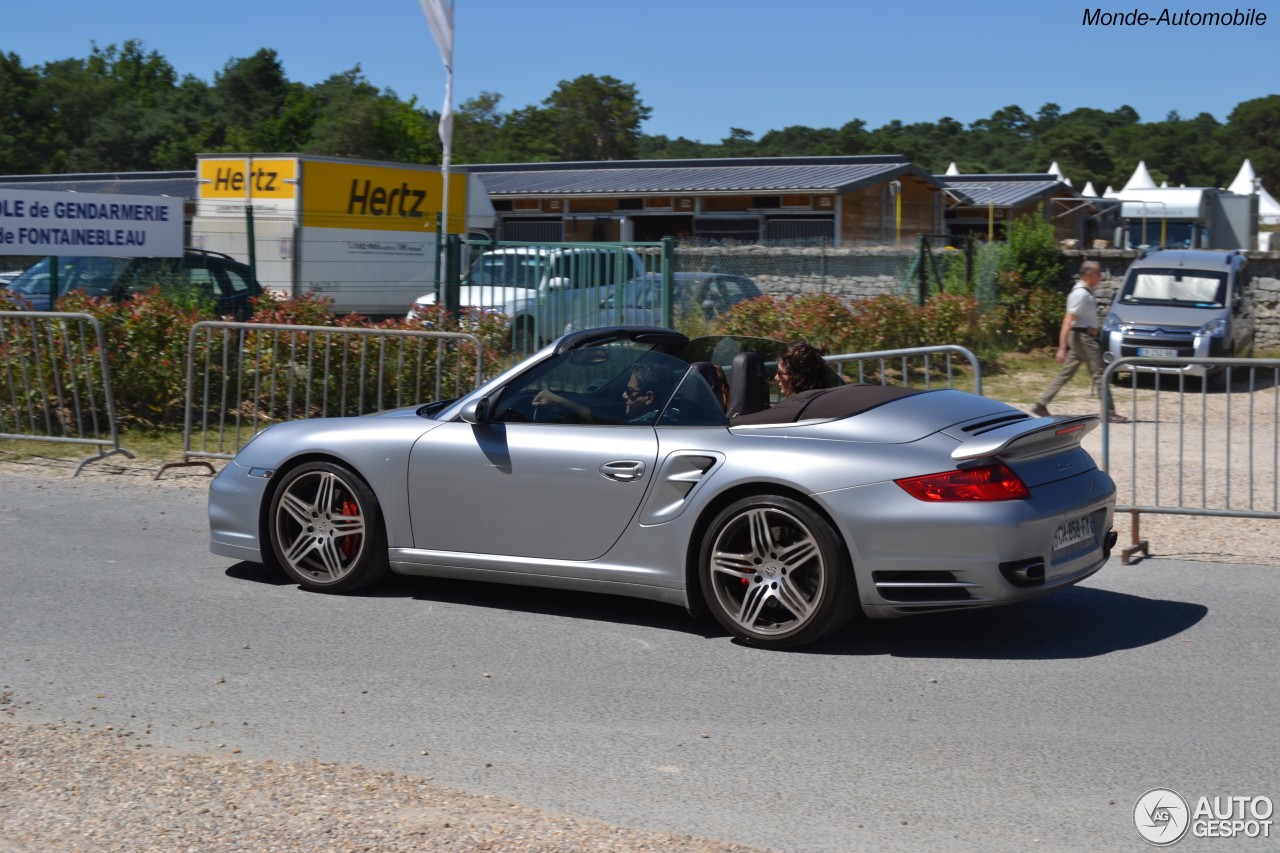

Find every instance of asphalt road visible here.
[1,464,1277,852]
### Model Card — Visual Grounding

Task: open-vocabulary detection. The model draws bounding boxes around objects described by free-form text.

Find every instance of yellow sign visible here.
[197,158,298,200]
[301,161,466,233]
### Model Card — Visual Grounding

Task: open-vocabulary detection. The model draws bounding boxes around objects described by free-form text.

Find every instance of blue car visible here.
[5,249,260,320]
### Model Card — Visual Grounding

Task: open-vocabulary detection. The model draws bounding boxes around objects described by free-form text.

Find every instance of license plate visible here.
[1053,514,1096,551]
[1138,346,1178,358]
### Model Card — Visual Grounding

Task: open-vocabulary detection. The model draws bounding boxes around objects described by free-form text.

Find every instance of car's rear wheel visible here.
[699,495,855,649]
[267,461,389,593]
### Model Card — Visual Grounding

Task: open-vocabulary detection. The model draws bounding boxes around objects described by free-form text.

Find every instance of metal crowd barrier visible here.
[825,344,983,394]
[0,310,134,475]
[156,321,483,479]
[1101,356,1280,563]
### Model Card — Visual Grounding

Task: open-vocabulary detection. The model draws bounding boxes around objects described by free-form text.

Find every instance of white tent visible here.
[1228,159,1280,225]
[945,162,960,176]
[1122,161,1158,192]
[1081,181,1098,197]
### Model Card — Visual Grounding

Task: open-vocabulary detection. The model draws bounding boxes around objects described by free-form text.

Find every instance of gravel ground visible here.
[0,700,759,853]
[1,376,1275,852]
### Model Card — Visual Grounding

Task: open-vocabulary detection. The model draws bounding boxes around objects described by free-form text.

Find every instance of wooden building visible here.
[466,156,949,245]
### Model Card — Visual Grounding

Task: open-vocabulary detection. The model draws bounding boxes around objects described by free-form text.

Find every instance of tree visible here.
[0,52,46,173]
[1223,95,1280,191]
[541,74,651,161]
[757,125,840,157]
[1107,112,1225,188]
[211,49,305,152]
[1000,208,1065,289]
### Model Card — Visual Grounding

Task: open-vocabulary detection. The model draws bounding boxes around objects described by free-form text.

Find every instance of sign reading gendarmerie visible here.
[0,188,183,257]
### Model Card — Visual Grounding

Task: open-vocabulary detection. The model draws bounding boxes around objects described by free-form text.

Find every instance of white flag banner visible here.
[418,0,455,238]
[419,0,454,68]
[439,72,454,148]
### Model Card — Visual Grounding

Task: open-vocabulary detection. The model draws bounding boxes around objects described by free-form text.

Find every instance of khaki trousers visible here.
[1037,329,1113,413]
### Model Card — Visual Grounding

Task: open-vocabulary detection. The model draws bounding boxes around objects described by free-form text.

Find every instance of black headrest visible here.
[726,351,770,417]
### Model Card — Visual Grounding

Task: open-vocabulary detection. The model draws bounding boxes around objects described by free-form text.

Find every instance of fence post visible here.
[443,233,461,316]
[661,237,675,329]
[964,234,975,293]
[917,235,929,305]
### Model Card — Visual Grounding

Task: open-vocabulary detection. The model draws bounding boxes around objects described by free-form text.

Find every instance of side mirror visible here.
[460,396,489,424]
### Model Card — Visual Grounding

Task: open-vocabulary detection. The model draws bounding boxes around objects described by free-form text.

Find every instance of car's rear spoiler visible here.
[948,414,1099,463]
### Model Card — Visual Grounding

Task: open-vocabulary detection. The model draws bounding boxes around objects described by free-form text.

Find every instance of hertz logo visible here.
[346,179,427,218]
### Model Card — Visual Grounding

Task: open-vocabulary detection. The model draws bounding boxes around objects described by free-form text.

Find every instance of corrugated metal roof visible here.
[940,174,1077,208]
[0,171,197,198]
[468,156,939,196]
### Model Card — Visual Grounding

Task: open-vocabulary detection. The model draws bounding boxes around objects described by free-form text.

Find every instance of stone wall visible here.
[675,244,1280,351]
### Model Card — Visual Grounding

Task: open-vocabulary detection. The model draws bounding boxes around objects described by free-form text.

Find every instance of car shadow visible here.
[224,562,721,638]
[224,564,1206,658]
[225,562,293,586]
[804,585,1207,659]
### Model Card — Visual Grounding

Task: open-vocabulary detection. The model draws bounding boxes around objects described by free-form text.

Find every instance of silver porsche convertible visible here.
[209,327,1117,649]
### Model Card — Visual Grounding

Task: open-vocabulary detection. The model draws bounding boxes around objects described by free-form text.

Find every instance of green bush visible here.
[55,288,203,427]
[844,295,920,352]
[999,209,1065,290]
[714,294,787,339]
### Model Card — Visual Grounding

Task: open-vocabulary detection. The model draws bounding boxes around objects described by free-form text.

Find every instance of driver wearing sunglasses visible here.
[533,361,672,425]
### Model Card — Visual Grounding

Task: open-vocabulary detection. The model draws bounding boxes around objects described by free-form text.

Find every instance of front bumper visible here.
[208,460,272,563]
[1103,329,1228,378]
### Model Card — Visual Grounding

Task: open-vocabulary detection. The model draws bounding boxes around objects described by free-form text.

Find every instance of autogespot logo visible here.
[1135,788,1190,846]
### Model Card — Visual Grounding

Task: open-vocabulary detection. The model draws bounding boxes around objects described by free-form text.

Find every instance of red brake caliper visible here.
[339,499,360,559]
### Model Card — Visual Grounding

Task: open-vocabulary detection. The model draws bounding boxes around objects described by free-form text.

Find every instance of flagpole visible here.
[420,0,455,308]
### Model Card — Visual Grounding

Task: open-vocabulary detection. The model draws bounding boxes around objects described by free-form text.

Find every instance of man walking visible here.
[1031,260,1127,422]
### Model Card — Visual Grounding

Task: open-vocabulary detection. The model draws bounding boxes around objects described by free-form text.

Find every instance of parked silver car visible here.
[408,245,644,350]
[209,328,1117,649]
[1102,248,1253,385]
[589,272,763,327]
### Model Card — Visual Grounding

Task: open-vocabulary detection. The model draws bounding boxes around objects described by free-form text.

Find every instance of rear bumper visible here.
[817,469,1117,619]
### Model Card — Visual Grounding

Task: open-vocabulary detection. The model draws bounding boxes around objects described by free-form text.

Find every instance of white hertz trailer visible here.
[191,153,495,317]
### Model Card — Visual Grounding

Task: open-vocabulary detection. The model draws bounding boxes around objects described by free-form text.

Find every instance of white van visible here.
[407,245,645,350]
[1102,248,1253,384]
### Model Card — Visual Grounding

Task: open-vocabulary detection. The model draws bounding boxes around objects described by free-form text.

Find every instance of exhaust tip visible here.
[999,558,1045,587]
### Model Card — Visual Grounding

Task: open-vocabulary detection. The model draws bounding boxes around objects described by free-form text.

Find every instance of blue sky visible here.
[7,0,1276,144]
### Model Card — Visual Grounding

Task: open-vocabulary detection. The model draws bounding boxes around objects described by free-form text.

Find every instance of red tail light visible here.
[895,462,1030,502]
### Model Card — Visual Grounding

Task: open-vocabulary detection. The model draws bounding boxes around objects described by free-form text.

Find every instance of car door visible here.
[405,340,677,563]
[406,421,657,561]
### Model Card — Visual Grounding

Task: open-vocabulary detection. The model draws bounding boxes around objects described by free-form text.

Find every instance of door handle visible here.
[600,460,646,482]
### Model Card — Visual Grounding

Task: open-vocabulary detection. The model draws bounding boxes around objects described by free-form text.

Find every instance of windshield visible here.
[1127,221,1196,249]
[7,256,130,296]
[1119,268,1227,308]
[466,253,542,289]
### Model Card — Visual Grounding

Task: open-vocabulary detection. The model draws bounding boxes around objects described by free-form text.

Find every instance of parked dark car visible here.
[4,249,260,320]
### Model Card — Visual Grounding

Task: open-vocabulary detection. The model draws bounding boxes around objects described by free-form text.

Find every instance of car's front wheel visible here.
[267,461,389,593]
[699,495,855,649]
